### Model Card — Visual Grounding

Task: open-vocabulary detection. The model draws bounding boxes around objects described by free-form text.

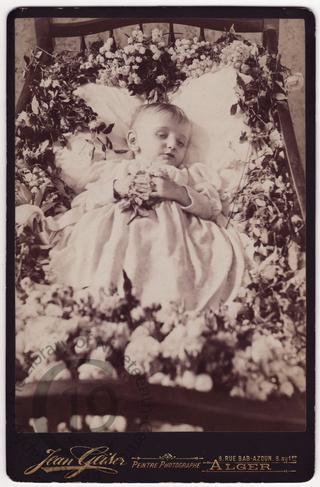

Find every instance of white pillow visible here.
[74,84,142,150]
[170,66,250,176]
[61,67,250,193]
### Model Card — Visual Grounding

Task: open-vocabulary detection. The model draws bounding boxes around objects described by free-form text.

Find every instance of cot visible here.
[14,13,306,432]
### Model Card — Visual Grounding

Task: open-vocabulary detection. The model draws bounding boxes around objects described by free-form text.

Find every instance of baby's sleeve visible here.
[71,159,128,212]
[179,163,226,225]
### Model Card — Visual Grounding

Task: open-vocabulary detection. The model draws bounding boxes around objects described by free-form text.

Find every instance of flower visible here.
[269,129,283,149]
[156,75,166,84]
[194,374,213,392]
[124,336,160,374]
[285,72,304,92]
[16,204,44,227]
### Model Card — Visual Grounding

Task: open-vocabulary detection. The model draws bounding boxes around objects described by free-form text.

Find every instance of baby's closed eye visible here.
[156,131,168,139]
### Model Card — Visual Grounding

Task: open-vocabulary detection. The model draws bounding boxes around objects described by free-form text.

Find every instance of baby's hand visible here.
[151,177,191,206]
[151,177,177,200]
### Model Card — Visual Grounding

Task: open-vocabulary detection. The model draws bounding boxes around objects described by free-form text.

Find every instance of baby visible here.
[113,103,224,223]
[49,103,245,311]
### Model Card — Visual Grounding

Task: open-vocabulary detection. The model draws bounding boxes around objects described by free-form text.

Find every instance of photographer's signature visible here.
[24,446,125,479]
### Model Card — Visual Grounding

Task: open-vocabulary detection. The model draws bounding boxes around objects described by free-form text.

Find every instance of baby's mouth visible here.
[161,153,175,160]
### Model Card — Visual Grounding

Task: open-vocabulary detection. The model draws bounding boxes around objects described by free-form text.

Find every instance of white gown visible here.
[48,159,246,311]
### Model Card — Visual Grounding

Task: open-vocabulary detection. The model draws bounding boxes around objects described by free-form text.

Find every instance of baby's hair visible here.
[130,102,190,128]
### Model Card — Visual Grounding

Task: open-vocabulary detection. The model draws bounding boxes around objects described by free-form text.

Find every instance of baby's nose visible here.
[166,136,177,149]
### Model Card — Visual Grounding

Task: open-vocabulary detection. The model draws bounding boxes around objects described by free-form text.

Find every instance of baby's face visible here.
[129,111,191,167]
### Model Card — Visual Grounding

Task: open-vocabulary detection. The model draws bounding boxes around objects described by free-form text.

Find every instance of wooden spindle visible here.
[262,19,279,54]
[34,18,54,54]
[199,27,206,42]
[168,23,175,47]
[109,29,117,52]
[80,35,86,54]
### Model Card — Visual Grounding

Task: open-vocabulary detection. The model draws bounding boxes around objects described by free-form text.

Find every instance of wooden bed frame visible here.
[15,17,306,432]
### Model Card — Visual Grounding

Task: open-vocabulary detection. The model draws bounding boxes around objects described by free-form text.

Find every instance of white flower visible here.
[70,415,83,431]
[161,375,175,387]
[160,325,186,358]
[245,377,275,401]
[39,78,52,88]
[54,367,72,381]
[261,179,274,193]
[286,365,306,392]
[130,325,149,341]
[279,380,295,397]
[232,351,249,375]
[152,53,160,61]
[149,372,166,384]
[19,277,34,292]
[139,46,146,55]
[16,204,44,228]
[16,111,31,126]
[195,374,213,392]
[156,75,166,84]
[133,75,141,84]
[109,415,127,432]
[86,415,104,431]
[131,305,145,321]
[269,129,282,148]
[185,315,206,338]
[88,120,98,130]
[285,72,304,92]
[251,333,282,364]
[96,54,105,64]
[180,370,196,389]
[89,346,110,361]
[78,362,113,380]
[124,336,160,374]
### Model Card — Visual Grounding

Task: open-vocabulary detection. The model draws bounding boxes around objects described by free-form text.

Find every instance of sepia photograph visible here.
[8,6,315,482]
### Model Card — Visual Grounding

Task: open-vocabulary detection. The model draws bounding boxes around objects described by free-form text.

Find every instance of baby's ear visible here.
[127,130,140,152]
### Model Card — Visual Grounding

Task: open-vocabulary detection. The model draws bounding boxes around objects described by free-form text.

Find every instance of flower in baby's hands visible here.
[118,170,157,224]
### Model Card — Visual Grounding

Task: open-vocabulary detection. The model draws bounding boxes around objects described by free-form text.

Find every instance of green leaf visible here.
[103,123,114,135]
[239,131,248,143]
[230,103,238,115]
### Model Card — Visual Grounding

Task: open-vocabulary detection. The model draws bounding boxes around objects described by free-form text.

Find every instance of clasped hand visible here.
[114,174,191,206]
